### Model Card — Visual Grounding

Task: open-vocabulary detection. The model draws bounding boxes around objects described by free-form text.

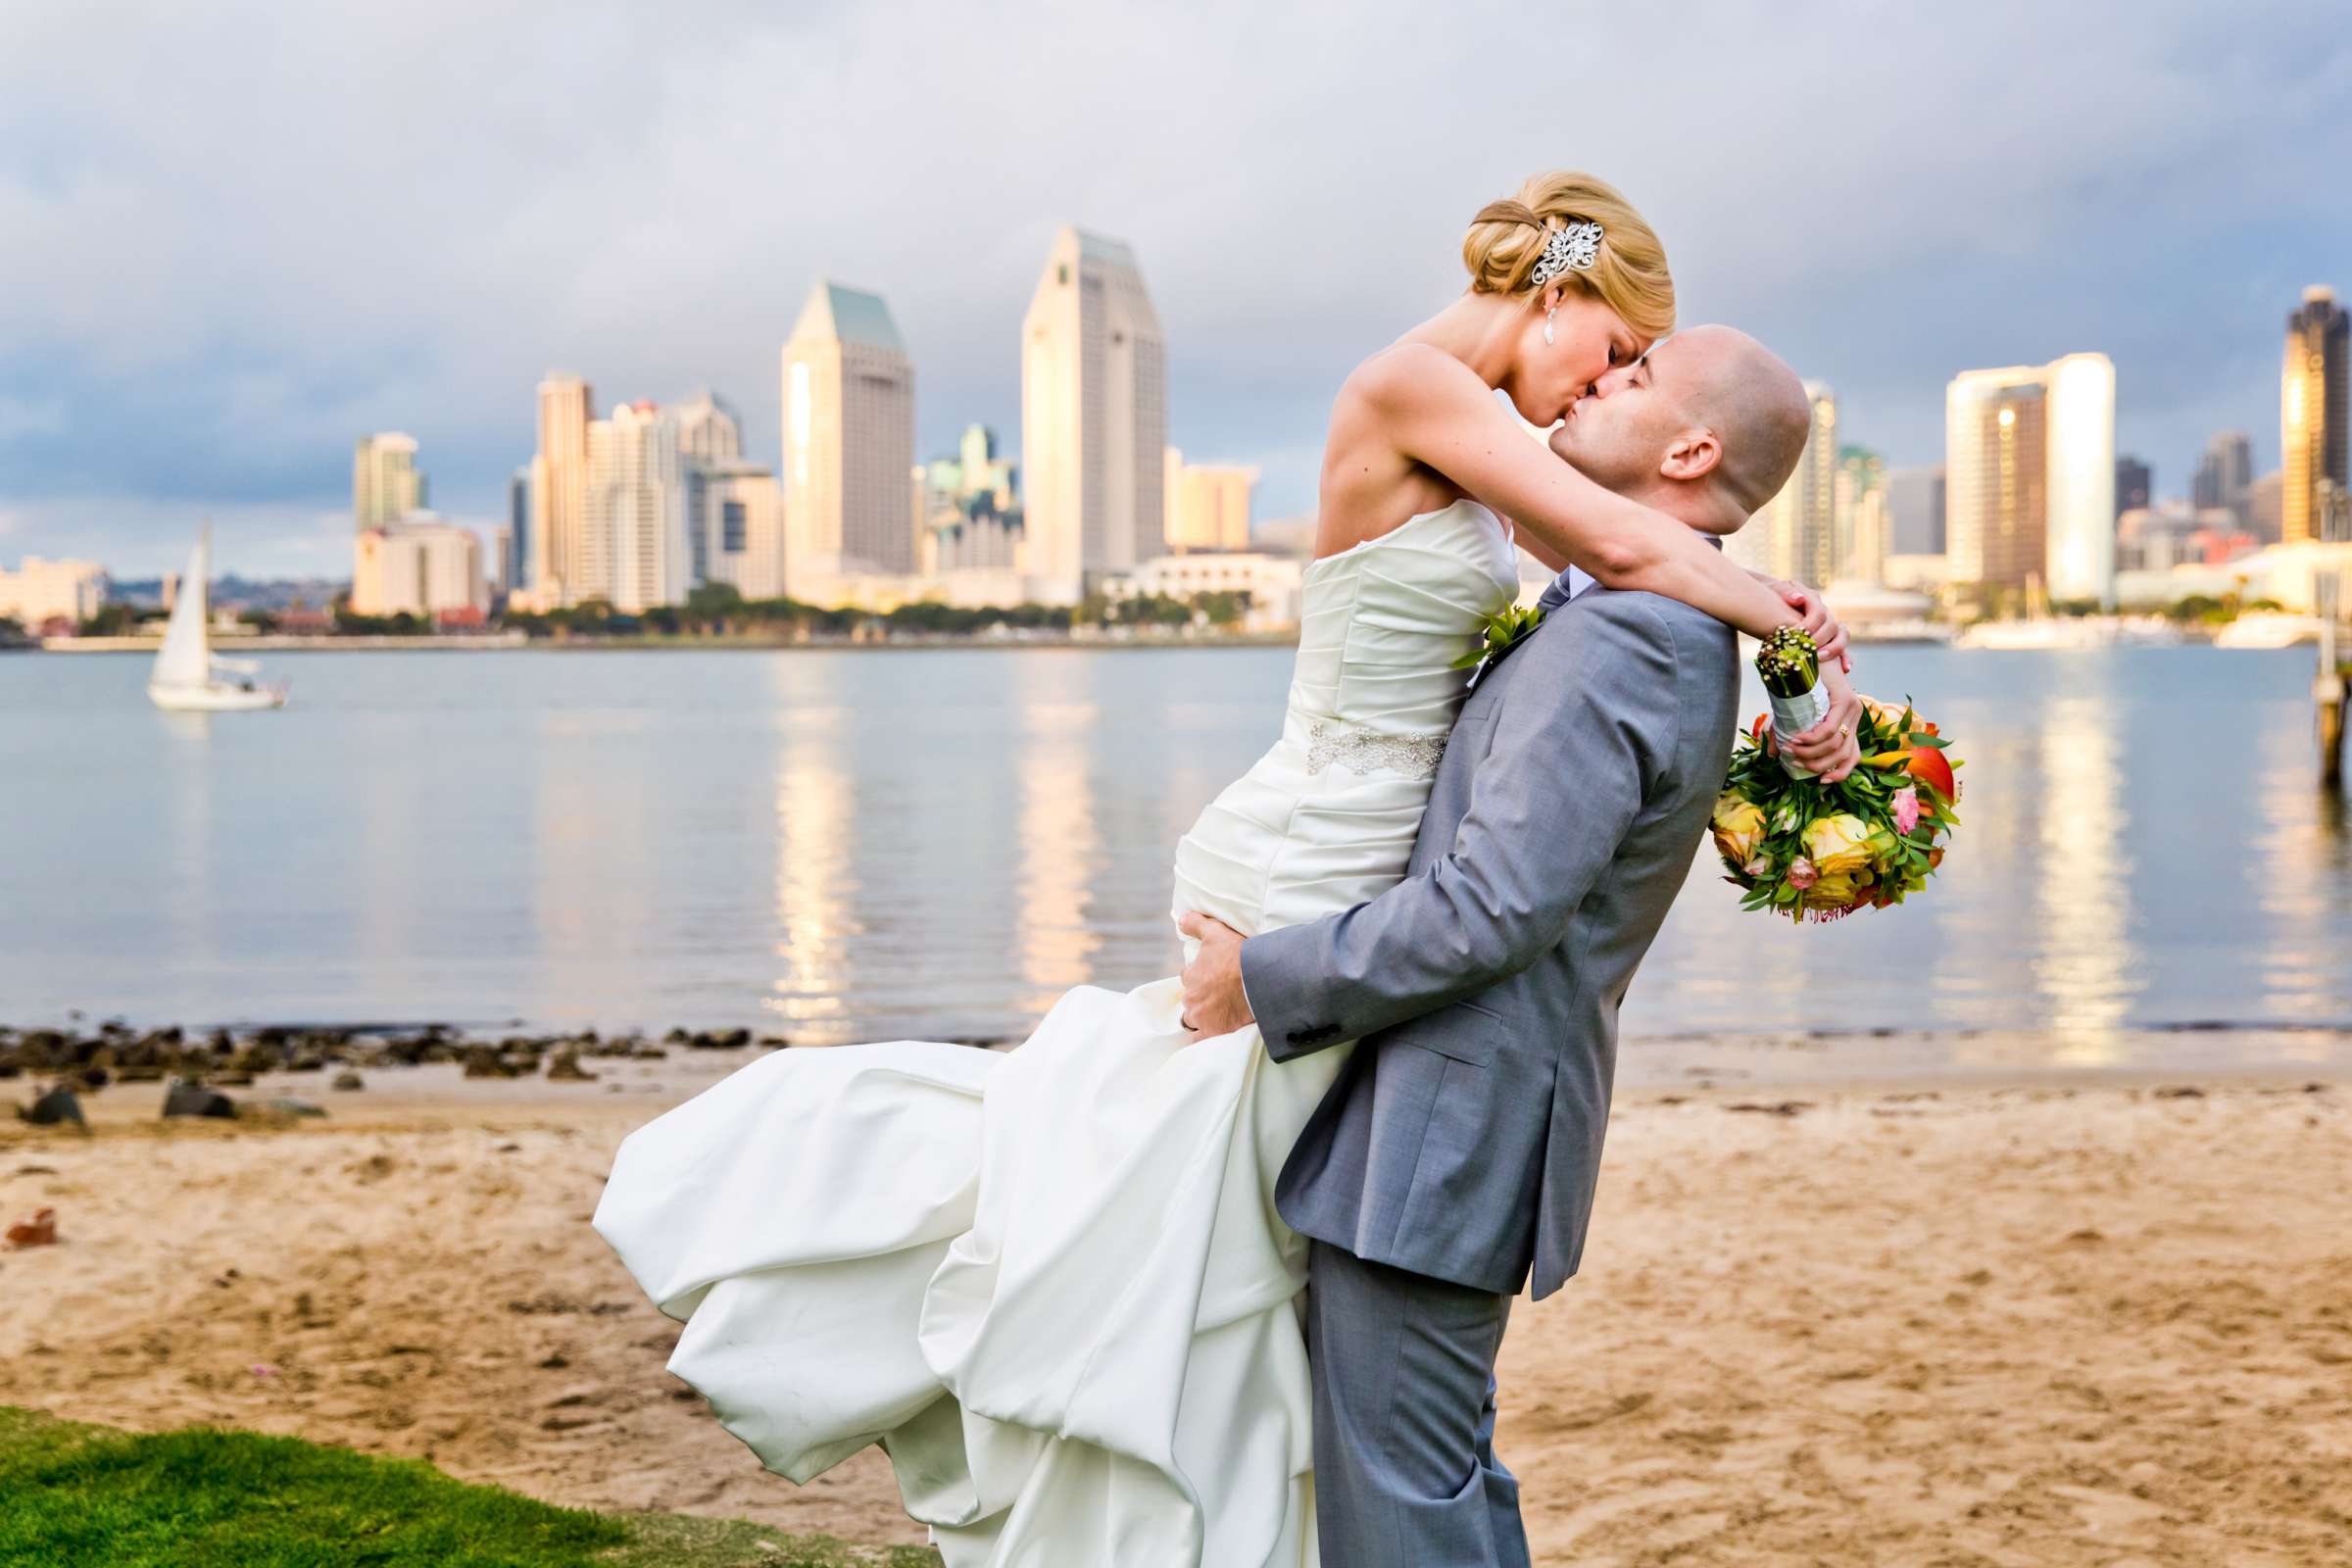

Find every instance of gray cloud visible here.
[3,0,2348,574]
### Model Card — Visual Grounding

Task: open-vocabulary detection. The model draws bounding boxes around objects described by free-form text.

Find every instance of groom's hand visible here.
[1177,912,1254,1039]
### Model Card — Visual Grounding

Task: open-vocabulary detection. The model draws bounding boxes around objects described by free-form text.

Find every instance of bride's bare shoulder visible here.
[1340,342,1486,416]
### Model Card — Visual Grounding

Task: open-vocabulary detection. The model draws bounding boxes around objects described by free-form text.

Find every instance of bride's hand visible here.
[1177,912,1254,1039]
[1763,577,1852,673]
[1781,665,1864,781]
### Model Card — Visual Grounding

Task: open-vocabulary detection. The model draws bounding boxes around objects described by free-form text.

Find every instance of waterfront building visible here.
[584,401,690,613]
[1164,451,1256,554]
[1834,445,1887,585]
[0,557,110,629]
[2115,455,2152,519]
[696,459,784,600]
[1886,466,1946,557]
[1733,382,1838,586]
[353,433,425,530]
[506,466,531,594]
[2281,285,2348,546]
[2249,469,2284,542]
[676,390,744,466]
[490,526,513,594]
[1119,552,1303,632]
[532,373,594,605]
[351,518,486,618]
[1021,227,1168,603]
[1946,354,2116,607]
[2192,430,2253,524]
[782,281,917,589]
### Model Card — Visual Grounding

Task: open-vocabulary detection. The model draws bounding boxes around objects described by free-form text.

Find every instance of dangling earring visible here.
[1544,306,1557,347]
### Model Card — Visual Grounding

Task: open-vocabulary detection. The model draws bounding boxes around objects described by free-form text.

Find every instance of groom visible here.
[1178,325,1852,1567]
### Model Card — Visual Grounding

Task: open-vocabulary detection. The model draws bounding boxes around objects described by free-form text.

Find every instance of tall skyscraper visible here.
[353,433,425,530]
[1735,383,1839,586]
[1021,227,1168,602]
[2281,285,2348,546]
[532,373,593,604]
[782,281,916,583]
[2191,430,2253,522]
[1946,354,2116,606]
[676,390,744,466]
[1163,450,1256,554]
[506,466,531,593]
[2114,455,2152,519]
[1886,466,1946,556]
[1834,445,1886,584]
[583,401,689,613]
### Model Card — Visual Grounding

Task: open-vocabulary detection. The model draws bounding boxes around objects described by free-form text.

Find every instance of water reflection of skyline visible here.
[4,646,2348,1057]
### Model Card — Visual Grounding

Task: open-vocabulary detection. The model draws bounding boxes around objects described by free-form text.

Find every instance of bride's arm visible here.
[1369,347,1816,643]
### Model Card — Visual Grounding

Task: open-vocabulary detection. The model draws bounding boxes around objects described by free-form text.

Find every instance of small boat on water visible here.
[147,526,287,711]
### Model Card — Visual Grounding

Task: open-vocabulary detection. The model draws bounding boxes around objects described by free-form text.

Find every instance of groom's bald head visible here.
[1548,324,1811,535]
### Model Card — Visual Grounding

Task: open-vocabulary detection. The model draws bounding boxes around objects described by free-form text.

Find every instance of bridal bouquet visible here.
[1713,629,1961,923]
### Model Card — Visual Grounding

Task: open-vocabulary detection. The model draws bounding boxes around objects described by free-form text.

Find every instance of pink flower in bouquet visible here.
[1786,856,1818,891]
[1743,855,1772,878]
[1892,787,1920,835]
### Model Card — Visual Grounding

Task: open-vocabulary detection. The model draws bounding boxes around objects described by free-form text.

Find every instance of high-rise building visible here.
[2191,430,2253,523]
[0,557,110,628]
[2281,285,2348,546]
[532,373,593,604]
[1833,446,1887,584]
[696,460,784,600]
[506,466,531,593]
[2249,469,2285,542]
[1946,354,2116,606]
[351,518,486,618]
[782,281,917,584]
[1886,466,1946,556]
[584,401,690,613]
[676,390,744,466]
[2114,455,2152,519]
[1021,227,1168,602]
[489,527,513,595]
[1735,383,1839,586]
[1163,450,1256,554]
[353,433,426,530]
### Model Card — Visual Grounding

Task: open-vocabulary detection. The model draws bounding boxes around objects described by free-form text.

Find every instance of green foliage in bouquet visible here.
[1712,696,1962,924]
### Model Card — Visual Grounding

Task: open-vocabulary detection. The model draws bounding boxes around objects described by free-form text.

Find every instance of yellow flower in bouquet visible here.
[1710,791,1766,867]
[1802,813,1874,878]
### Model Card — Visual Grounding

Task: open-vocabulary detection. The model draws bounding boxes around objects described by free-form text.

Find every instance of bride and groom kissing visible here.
[597,171,1865,1567]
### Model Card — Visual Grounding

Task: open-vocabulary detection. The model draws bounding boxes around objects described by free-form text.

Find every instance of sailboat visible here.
[146,526,288,711]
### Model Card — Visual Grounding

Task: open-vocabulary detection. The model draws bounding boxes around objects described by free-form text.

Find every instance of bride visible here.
[597,172,1855,1566]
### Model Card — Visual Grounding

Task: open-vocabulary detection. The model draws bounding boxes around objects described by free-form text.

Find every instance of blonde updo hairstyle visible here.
[1462,172,1675,342]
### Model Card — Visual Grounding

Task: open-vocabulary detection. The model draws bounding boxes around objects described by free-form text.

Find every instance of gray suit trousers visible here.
[1305,1240,1532,1568]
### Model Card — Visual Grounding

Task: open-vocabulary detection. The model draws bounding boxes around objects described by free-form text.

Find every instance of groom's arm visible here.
[1240,593,1681,1061]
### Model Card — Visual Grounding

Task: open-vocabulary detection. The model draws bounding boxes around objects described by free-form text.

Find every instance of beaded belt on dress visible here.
[1303,720,1447,780]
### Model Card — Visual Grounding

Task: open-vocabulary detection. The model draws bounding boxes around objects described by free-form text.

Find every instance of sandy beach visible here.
[4,1053,2347,1566]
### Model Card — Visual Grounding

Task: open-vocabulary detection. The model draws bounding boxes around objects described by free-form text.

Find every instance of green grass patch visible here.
[0,1406,939,1567]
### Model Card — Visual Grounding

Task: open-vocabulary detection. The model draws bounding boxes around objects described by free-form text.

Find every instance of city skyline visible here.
[3,4,2349,575]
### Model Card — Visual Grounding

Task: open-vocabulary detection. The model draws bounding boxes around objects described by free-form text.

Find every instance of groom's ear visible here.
[1659,428,1724,484]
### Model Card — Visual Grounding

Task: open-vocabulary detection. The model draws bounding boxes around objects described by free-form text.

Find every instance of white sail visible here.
[150,529,212,691]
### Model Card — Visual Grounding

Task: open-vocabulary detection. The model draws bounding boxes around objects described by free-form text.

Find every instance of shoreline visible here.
[9,1017,2351,1100]
[4,1068,2344,1565]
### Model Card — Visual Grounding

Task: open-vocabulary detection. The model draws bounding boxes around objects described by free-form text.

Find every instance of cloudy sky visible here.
[3,1,2348,577]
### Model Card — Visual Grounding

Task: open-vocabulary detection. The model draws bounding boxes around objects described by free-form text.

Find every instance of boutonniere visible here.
[1453,603,1545,680]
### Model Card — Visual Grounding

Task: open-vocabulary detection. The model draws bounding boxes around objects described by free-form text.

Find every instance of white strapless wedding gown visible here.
[596,501,1519,1567]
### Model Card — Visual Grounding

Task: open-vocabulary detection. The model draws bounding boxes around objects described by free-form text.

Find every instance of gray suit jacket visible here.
[1240,586,1738,1299]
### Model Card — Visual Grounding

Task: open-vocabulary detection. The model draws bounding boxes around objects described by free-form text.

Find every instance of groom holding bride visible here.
[600,172,1863,1568]
[1177,321,1850,1567]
